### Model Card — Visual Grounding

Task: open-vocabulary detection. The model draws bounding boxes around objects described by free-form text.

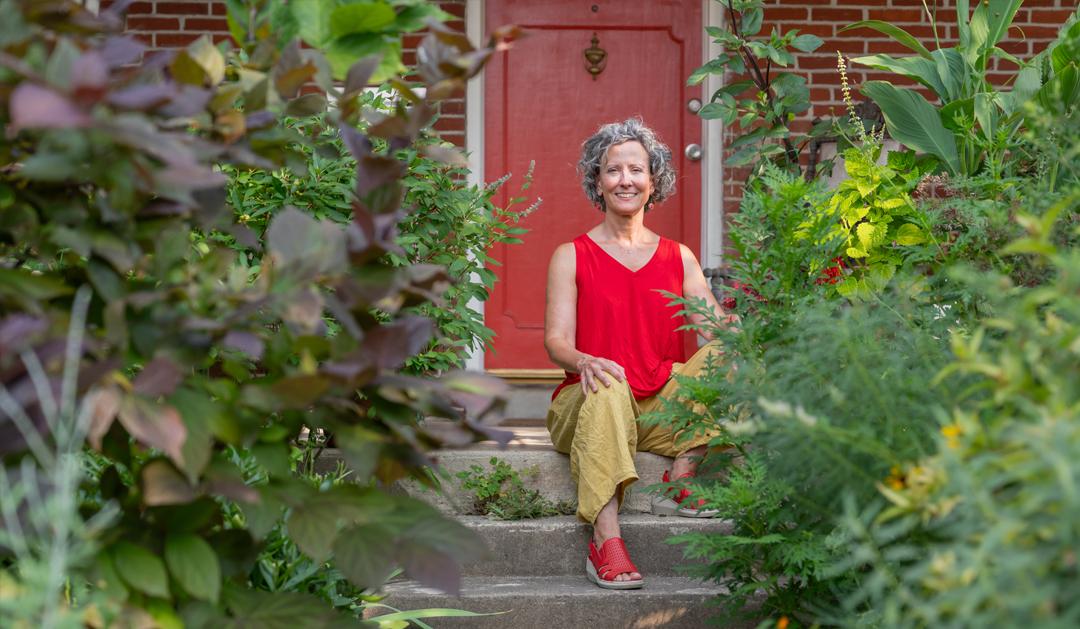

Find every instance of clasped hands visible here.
[575,354,626,395]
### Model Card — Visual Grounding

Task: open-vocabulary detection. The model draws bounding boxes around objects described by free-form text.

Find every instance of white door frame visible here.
[462,0,725,371]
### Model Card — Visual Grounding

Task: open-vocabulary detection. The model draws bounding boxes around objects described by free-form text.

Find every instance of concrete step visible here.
[503,382,556,423]
[367,575,747,629]
[460,514,732,578]
[317,427,677,515]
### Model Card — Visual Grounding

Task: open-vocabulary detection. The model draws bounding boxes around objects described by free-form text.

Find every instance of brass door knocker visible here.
[583,33,607,80]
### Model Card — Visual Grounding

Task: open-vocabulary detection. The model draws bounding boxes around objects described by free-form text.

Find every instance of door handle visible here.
[684,143,702,162]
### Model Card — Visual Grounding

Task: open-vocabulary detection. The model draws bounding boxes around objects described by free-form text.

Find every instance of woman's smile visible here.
[599,140,654,213]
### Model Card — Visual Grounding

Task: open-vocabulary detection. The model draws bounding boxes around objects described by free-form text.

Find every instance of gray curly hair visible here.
[577,118,676,212]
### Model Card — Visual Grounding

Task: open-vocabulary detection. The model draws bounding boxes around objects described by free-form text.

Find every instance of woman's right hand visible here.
[575,355,626,395]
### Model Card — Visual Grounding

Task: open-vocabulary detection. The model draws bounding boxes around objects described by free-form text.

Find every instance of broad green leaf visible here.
[740,8,763,37]
[861,81,961,175]
[973,92,998,143]
[291,0,332,46]
[851,54,948,99]
[856,222,877,249]
[165,534,221,603]
[840,21,932,59]
[326,33,388,82]
[970,0,1024,57]
[113,542,170,599]
[895,223,927,245]
[931,48,965,102]
[329,2,396,38]
[790,34,823,53]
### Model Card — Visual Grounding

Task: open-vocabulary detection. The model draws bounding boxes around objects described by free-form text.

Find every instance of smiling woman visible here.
[541,118,739,590]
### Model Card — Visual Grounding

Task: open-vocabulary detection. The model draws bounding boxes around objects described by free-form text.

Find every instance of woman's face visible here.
[598,140,654,215]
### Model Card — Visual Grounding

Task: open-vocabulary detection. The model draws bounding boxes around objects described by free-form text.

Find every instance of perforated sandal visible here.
[585,537,644,590]
[651,470,719,518]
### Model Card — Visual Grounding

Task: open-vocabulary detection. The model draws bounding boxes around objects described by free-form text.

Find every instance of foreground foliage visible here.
[0,0,520,625]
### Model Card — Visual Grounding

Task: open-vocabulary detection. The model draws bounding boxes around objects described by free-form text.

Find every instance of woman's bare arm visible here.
[544,243,625,394]
[679,244,739,341]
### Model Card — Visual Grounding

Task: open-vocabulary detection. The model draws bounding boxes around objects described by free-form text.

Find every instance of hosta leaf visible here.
[112,542,170,599]
[165,534,221,603]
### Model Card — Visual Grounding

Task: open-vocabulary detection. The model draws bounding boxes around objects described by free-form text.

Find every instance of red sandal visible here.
[585,537,644,590]
[651,470,719,518]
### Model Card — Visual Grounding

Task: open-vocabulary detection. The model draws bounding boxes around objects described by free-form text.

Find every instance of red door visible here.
[484,0,703,374]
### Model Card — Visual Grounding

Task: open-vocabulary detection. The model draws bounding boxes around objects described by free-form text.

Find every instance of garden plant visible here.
[0,0,524,626]
[655,3,1080,627]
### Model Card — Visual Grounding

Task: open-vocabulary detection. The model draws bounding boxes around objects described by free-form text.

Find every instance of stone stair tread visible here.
[384,574,725,597]
[371,574,737,628]
[457,514,732,577]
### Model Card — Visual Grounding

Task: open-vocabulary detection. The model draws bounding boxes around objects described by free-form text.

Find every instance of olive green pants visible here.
[546,341,724,524]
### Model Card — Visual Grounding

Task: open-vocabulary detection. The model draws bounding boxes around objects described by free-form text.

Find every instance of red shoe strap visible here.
[590,538,639,581]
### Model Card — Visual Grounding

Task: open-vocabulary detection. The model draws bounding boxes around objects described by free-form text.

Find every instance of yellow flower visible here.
[941,424,962,449]
[777,616,790,629]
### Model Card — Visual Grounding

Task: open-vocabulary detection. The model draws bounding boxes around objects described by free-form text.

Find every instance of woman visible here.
[544,118,734,590]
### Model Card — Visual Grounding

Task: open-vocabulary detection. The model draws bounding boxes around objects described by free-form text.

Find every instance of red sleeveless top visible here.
[552,234,688,401]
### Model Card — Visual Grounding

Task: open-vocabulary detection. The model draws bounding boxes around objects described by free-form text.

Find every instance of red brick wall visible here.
[116,0,1073,214]
[113,0,466,145]
[721,0,1075,207]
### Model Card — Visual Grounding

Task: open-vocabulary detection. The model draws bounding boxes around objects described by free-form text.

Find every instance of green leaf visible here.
[165,534,221,603]
[291,0,332,46]
[740,8,763,37]
[861,81,961,174]
[895,223,927,245]
[0,268,72,301]
[840,21,933,59]
[113,542,170,599]
[851,54,949,99]
[790,34,823,53]
[329,2,396,38]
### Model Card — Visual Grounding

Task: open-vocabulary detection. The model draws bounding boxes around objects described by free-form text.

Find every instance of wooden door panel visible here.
[484,1,702,371]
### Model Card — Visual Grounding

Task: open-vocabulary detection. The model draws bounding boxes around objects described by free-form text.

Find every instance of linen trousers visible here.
[546,341,725,524]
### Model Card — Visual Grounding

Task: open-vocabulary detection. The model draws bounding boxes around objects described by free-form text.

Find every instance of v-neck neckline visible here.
[584,234,663,274]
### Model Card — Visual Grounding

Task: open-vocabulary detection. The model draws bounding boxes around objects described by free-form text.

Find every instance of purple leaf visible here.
[9,84,90,131]
[223,331,264,360]
[339,122,371,161]
[364,317,434,370]
[133,356,183,397]
[101,36,145,68]
[107,84,176,111]
[345,56,381,95]
[117,397,187,468]
[71,51,109,98]
[0,315,47,357]
[141,459,197,506]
